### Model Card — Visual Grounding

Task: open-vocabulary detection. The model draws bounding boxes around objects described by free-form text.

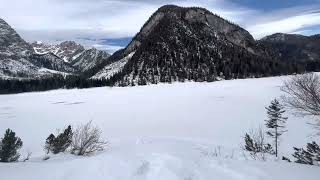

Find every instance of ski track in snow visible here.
[0,75,319,180]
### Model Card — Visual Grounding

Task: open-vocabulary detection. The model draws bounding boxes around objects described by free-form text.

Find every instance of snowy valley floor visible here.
[0,76,319,180]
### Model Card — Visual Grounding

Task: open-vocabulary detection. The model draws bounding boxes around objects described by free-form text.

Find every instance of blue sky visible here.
[230,0,319,10]
[1,0,320,53]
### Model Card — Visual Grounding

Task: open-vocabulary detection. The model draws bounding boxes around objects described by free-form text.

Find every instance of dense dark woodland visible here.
[1,5,320,93]
[0,76,109,94]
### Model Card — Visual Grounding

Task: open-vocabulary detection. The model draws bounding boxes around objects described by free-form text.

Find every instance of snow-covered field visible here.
[0,76,319,180]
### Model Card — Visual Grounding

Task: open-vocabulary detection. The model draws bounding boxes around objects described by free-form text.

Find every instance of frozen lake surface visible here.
[0,76,319,180]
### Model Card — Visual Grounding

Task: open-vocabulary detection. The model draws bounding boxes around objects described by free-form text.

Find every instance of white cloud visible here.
[93,44,124,54]
[243,5,320,39]
[0,0,250,40]
[248,12,320,39]
[0,0,319,51]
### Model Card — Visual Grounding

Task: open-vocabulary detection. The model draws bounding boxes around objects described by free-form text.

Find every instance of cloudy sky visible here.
[1,0,320,53]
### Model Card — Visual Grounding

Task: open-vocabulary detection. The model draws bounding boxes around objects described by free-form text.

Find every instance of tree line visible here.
[0,75,110,94]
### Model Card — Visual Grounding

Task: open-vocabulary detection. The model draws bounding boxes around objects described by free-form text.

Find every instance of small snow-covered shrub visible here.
[71,121,107,156]
[0,129,23,162]
[44,125,73,154]
[242,126,274,160]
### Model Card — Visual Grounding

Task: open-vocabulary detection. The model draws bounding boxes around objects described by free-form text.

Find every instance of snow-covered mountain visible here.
[70,48,110,72]
[2,5,320,85]
[31,41,110,72]
[258,33,320,68]
[29,53,76,73]
[31,41,85,62]
[0,19,54,78]
[0,18,77,79]
[0,17,111,79]
[0,18,33,56]
[92,51,135,79]
[92,5,301,85]
[0,18,36,78]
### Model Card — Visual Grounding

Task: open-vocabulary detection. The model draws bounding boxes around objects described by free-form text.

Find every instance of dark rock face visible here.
[93,5,301,85]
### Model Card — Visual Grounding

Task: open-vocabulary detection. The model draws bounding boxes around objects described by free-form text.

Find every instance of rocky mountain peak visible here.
[70,47,110,72]
[261,33,307,42]
[31,40,110,73]
[0,18,33,56]
[259,33,320,63]
[59,41,84,51]
[93,5,301,86]
[0,18,76,79]
[0,18,110,79]
[32,40,85,62]
[125,5,255,55]
[261,33,286,41]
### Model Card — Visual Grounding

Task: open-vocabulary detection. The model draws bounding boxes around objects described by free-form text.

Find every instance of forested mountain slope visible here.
[93,5,304,86]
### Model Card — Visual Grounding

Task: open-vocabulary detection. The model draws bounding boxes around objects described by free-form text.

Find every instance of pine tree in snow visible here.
[44,134,55,154]
[293,142,320,165]
[44,125,73,154]
[265,99,288,157]
[244,133,256,152]
[53,125,73,154]
[0,129,23,162]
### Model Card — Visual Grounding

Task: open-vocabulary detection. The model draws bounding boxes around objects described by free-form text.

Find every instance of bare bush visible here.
[71,121,108,156]
[282,73,320,132]
[23,151,32,162]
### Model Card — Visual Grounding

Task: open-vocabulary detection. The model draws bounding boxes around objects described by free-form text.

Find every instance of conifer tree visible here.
[265,99,287,157]
[292,142,320,165]
[0,129,23,162]
[292,147,313,165]
[244,133,256,152]
[45,125,73,154]
[53,125,72,154]
[44,134,55,154]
